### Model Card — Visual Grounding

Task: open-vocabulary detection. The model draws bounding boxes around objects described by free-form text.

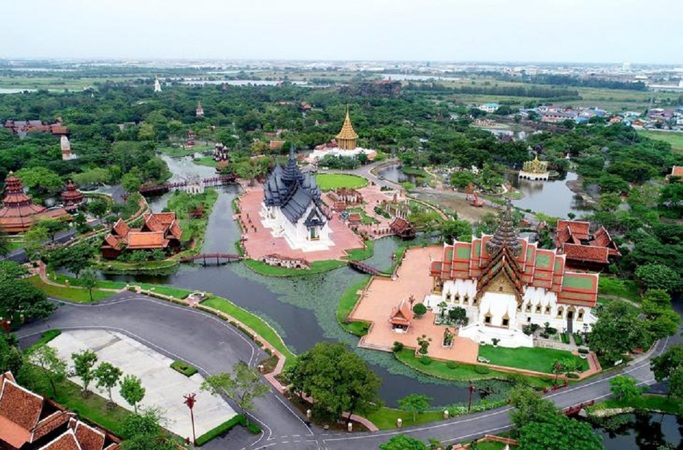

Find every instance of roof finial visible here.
[289,143,296,159]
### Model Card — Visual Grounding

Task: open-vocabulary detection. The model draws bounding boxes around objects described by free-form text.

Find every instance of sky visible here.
[2,0,682,64]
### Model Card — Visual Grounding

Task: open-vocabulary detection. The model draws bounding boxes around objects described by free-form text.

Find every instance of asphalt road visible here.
[16,293,671,450]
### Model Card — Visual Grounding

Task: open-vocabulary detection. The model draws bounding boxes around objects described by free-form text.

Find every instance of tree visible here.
[412,303,427,317]
[517,413,603,450]
[668,366,683,400]
[120,408,176,450]
[88,200,109,219]
[509,386,559,429]
[450,171,475,189]
[35,218,68,242]
[448,307,469,326]
[120,374,146,413]
[398,394,431,422]
[30,344,67,396]
[94,362,122,405]
[23,226,49,260]
[121,173,142,193]
[80,268,98,302]
[438,220,472,244]
[201,361,269,425]
[72,349,98,396]
[0,277,55,321]
[15,167,64,197]
[635,264,680,292]
[609,375,642,402]
[651,345,683,383]
[0,335,24,375]
[588,301,652,363]
[285,342,381,422]
[379,435,428,450]
[46,242,94,278]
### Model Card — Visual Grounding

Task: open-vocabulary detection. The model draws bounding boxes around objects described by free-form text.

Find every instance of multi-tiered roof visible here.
[430,202,599,307]
[0,173,69,233]
[335,107,358,150]
[263,147,328,226]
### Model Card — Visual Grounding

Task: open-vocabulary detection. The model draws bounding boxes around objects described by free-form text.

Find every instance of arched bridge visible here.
[139,175,237,195]
[348,260,386,276]
[180,253,242,265]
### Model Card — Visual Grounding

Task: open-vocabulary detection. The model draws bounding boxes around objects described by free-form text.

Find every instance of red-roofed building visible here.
[426,201,600,347]
[671,166,683,180]
[0,372,120,450]
[389,299,414,331]
[555,220,620,270]
[0,173,71,233]
[100,213,183,259]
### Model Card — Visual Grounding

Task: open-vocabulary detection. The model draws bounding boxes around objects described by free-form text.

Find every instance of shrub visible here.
[247,421,262,434]
[573,333,584,346]
[578,347,589,354]
[420,356,433,366]
[446,361,458,370]
[171,360,198,377]
[540,332,549,339]
[547,327,558,335]
[474,365,490,374]
[392,341,405,353]
[560,333,570,344]
[412,303,427,317]
[195,415,246,446]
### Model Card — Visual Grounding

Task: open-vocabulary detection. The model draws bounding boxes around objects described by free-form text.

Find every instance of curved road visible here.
[17,293,670,450]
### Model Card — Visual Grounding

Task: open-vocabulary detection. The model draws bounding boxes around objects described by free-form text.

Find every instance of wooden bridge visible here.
[348,260,385,276]
[139,175,237,195]
[180,253,242,265]
[563,400,594,416]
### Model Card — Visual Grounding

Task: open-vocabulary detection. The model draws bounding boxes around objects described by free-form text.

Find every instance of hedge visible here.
[170,360,198,377]
[194,414,262,446]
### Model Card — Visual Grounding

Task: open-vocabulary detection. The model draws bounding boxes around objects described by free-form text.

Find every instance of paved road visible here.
[16,293,671,450]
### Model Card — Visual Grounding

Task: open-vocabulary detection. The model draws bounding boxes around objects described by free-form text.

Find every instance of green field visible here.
[316,173,368,190]
[638,130,683,154]
[27,276,115,303]
[478,345,588,374]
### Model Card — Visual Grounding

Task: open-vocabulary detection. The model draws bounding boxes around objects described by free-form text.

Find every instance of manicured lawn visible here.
[27,276,115,303]
[592,394,683,415]
[598,276,640,302]
[50,273,128,290]
[394,349,553,389]
[336,276,371,336]
[316,173,368,191]
[52,377,132,437]
[243,258,345,277]
[194,156,218,167]
[171,360,198,377]
[638,130,683,154]
[347,207,378,225]
[136,284,190,299]
[201,297,296,365]
[478,345,588,374]
[366,407,444,430]
[344,240,374,261]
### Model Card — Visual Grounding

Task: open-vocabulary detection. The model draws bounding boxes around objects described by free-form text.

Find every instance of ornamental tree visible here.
[609,375,642,402]
[517,413,603,450]
[72,349,98,396]
[412,303,427,317]
[398,394,432,422]
[30,344,67,396]
[379,435,428,450]
[119,374,146,413]
[635,264,680,292]
[95,362,123,405]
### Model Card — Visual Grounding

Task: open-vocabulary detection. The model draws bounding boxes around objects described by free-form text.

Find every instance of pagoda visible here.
[426,200,600,347]
[60,135,74,161]
[0,173,70,233]
[196,102,204,118]
[335,106,359,150]
[60,181,84,212]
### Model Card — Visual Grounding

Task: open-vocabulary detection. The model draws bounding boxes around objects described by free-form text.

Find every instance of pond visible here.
[112,183,486,407]
[378,164,418,185]
[595,413,683,450]
[507,171,592,219]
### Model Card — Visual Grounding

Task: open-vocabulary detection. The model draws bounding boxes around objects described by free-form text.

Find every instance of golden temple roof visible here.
[335,107,358,141]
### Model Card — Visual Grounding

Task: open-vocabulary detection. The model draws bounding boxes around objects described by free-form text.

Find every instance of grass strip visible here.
[243,258,345,277]
[171,360,198,377]
[27,276,115,303]
[336,276,372,336]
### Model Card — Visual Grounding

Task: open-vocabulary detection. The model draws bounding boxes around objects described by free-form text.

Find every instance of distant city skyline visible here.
[2,0,682,65]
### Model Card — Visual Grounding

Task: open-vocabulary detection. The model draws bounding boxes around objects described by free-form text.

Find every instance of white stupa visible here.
[60,136,75,161]
[154,77,162,93]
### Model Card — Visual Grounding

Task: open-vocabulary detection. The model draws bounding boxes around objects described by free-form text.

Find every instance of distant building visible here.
[0,371,121,450]
[309,108,376,161]
[0,173,70,233]
[101,213,183,259]
[60,181,85,212]
[335,107,359,150]
[196,102,204,117]
[4,119,68,137]
[554,220,621,271]
[261,147,332,251]
[671,165,683,180]
[60,136,75,161]
[154,77,162,92]
[478,103,500,113]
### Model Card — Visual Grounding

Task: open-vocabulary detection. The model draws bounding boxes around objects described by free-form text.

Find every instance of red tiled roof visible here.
[111,220,129,237]
[38,429,82,450]
[390,299,414,325]
[126,231,169,249]
[557,220,590,240]
[0,374,45,448]
[672,166,683,177]
[563,243,609,263]
[33,411,71,442]
[73,420,106,450]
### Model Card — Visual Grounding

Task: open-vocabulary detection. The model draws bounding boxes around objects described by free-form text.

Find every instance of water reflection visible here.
[508,172,591,219]
[596,413,683,450]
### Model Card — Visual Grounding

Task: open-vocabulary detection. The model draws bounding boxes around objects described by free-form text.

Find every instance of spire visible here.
[281,145,302,184]
[486,199,522,256]
[335,105,359,150]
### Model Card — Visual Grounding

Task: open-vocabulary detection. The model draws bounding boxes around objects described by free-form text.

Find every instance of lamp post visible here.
[183,393,197,445]
[467,383,475,412]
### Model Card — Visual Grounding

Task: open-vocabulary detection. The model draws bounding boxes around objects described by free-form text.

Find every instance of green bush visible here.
[413,303,427,317]
[392,341,404,353]
[247,422,262,434]
[446,361,458,370]
[573,333,583,346]
[420,356,433,365]
[560,333,570,344]
[474,365,490,374]
[195,415,246,446]
[171,360,198,377]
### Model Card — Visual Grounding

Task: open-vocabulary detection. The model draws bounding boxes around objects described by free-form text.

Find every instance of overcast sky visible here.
[2,0,681,64]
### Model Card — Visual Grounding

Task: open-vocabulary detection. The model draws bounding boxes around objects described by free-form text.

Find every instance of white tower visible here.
[154,77,162,93]
[61,136,73,160]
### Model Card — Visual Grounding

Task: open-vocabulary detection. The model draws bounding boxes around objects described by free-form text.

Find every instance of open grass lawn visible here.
[638,130,683,154]
[316,173,368,191]
[394,349,553,389]
[336,276,371,336]
[365,407,444,430]
[243,258,345,277]
[593,394,683,415]
[193,156,218,168]
[52,377,132,437]
[27,276,115,303]
[347,207,378,225]
[478,345,588,374]
[201,297,296,365]
[344,240,374,261]
[598,276,641,302]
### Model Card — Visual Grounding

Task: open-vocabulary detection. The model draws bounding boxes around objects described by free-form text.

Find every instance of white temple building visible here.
[261,147,333,252]
[425,201,599,348]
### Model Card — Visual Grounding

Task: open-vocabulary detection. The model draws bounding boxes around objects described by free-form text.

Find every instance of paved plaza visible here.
[48,330,237,439]
[237,184,364,262]
[350,245,480,364]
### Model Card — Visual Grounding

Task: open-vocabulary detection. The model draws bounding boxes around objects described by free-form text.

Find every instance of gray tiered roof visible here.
[486,199,522,256]
[264,147,326,226]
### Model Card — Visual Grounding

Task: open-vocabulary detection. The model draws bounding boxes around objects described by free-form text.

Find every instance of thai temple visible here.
[60,181,85,212]
[261,147,333,251]
[425,201,599,347]
[196,102,204,118]
[308,107,376,161]
[518,154,549,181]
[0,173,70,233]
